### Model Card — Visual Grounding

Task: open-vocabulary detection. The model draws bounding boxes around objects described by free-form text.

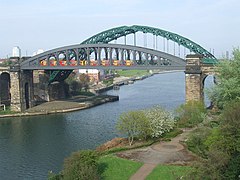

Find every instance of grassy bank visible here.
[146,165,191,180]
[116,70,149,77]
[98,156,191,180]
[98,155,143,180]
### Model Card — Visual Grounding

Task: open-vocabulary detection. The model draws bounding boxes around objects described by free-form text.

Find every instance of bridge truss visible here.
[21,44,186,70]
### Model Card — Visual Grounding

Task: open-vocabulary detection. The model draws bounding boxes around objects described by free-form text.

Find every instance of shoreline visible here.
[95,70,183,93]
[0,95,119,119]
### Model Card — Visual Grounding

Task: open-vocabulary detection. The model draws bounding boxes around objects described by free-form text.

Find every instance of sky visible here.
[0,0,239,58]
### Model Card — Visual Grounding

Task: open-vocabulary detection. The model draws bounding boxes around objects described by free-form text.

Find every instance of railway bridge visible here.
[0,25,217,111]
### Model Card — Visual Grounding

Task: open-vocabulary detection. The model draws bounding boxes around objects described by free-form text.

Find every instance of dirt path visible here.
[130,163,156,180]
[116,128,196,180]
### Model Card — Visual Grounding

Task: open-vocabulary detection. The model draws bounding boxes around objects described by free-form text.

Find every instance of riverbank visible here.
[0,70,183,118]
[94,74,154,93]
[0,95,119,118]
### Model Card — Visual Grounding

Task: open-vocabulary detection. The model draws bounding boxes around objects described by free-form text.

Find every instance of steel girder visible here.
[21,44,186,70]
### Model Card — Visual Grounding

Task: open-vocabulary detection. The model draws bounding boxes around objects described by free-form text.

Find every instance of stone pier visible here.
[10,65,34,112]
[185,54,215,102]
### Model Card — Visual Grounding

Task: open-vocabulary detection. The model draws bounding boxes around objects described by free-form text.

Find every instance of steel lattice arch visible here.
[20,25,217,83]
[81,25,217,63]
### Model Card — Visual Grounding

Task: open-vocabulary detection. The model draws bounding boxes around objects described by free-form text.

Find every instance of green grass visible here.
[98,155,143,180]
[146,165,191,180]
[0,107,17,115]
[116,70,149,77]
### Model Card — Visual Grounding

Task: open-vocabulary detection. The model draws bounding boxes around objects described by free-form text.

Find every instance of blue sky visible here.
[0,0,239,58]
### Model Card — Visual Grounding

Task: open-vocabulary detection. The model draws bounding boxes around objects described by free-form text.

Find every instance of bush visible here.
[224,152,240,179]
[175,101,206,128]
[188,101,240,179]
[186,127,212,158]
[48,172,63,180]
[62,150,100,180]
[116,106,176,145]
[187,149,230,180]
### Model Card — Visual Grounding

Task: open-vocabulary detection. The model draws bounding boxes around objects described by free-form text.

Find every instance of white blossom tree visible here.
[145,106,175,138]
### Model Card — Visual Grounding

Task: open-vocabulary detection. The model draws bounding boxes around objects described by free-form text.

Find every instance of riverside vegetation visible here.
[49,49,240,180]
[185,49,240,179]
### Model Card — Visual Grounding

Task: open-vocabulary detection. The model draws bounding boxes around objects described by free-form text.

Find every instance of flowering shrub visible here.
[145,106,175,138]
[116,106,175,144]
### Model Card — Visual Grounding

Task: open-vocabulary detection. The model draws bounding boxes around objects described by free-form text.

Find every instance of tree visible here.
[65,72,81,95]
[79,74,90,92]
[145,106,175,138]
[116,110,150,146]
[69,80,82,95]
[208,48,240,109]
[62,150,100,180]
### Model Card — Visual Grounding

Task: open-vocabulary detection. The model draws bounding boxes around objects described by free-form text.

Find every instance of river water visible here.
[0,72,213,179]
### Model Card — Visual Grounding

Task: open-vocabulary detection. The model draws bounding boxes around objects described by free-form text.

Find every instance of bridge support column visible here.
[185,55,204,102]
[10,66,34,112]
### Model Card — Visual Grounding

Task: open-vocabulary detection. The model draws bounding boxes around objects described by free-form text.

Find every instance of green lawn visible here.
[98,155,143,180]
[116,70,149,77]
[146,165,191,180]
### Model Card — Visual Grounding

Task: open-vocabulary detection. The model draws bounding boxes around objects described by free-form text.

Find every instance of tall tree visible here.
[208,48,240,108]
[116,110,150,146]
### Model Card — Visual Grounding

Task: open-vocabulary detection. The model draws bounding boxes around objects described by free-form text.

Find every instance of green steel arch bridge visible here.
[20,25,217,83]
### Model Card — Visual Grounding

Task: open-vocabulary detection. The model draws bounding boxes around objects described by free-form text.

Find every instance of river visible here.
[0,72,213,179]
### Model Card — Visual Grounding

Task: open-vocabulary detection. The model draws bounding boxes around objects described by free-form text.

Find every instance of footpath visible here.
[116,128,196,180]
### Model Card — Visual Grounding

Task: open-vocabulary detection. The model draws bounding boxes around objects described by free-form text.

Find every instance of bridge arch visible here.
[21,44,186,70]
[81,25,217,62]
[0,72,11,106]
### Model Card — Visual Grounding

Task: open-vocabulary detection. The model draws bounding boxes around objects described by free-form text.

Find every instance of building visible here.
[77,69,105,82]
[0,59,7,65]
[12,46,21,57]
